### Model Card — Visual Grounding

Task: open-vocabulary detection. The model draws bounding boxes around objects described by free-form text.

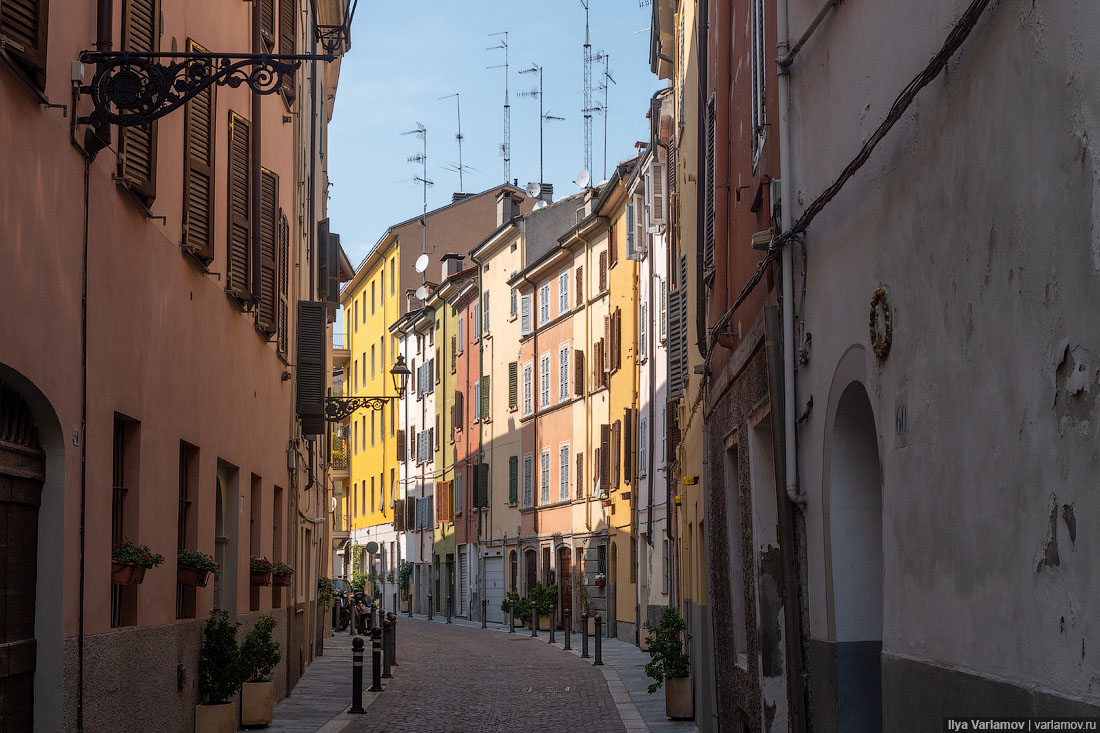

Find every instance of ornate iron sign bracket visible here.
[324,396,394,422]
[77,50,334,128]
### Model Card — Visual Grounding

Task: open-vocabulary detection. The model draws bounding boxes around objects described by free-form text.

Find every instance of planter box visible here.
[178,567,210,588]
[665,676,693,720]
[250,571,272,587]
[241,681,273,726]
[594,579,606,588]
[111,562,146,585]
[195,702,236,733]
[272,573,292,587]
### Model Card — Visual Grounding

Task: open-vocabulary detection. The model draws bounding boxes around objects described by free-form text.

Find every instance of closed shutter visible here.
[608,225,618,267]
[474,464,489,508]
[278,0,297,102]
[317,218,330,303]
[459,548,469,616]
[558,347,568,402]
[260,0,274,48]
[226,112,251,301]
[480,376,490,419]
[520,294,532,335]
[576,266,583,305]
[667,400,681,463]
[611,309,621,370]
[598,251,607,292]
[255,168,278,335]
[296,301,325,434]
[651,162,666,226]
[625,202,635,258]
[323,231,340,307]
[396,429,405,461]
[182,41,215,263]
[435,482,444,522]
[277,213,289,356]
[508,456,518,504]
[394,499,405,531]
[118,0,159,201]
[604,316,612,373]
[574,350,584,396]
[703,98,716,277]
[623,408,633,485]
[611,420,621,488]
[0,0,49,80]
[508,362,518,409]
[576,453,583,499]
[454,391,463,432]
[599,424,611,491]
[451,335,457,371]
[406,498,416,530]
[668,278,684,399]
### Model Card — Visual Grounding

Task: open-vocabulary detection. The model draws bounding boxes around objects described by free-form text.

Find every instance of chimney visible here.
[539,182,554,203]
[497,189,520,225]
[441,253,465,281]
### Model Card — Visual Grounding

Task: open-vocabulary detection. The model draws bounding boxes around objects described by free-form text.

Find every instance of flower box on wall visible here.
[272,573,292,587]
[250,572,272,587]
[111,562,146,585]
[178,567,211,588]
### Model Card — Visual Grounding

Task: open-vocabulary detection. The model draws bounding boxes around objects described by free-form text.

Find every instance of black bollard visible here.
[382,617,393,679]
[594,615,603,666]
[369,626,383,692]
[580,612,589,658]
[393,592,397,615]
[564,609,572,650]
[350,636,366,714]
[530,607,538,638]
[428,592,433,621]
[387,612,398,666]
[549,599,556,644]
[481,599,487,628]
[509,599,515,633]
[446,595,452,624]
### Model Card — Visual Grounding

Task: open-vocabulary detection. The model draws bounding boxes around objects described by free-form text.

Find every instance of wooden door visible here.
[557,547,572,628]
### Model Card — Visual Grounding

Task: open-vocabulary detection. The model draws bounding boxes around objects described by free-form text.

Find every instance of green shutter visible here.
[508,362,518,409]
[474,464,489,508]
[480,375,490,419]
[508,456,518,504]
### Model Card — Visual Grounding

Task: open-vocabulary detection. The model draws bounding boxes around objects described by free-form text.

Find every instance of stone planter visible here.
[241,681,273,726]
[178,566,210,588]
[194,702,236,733]
[664,676,693,720]
[250,571,272,586]
[271,573,292,587]
[111,562,146,585]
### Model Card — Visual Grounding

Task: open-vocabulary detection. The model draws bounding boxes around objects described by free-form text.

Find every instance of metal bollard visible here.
[349,603,356,637]
[481,599,488,628]
[509,599,515,633]
[350,636,366,713]
[593,615,603,666]
[446,595,452,624]
[549,599,556,644]
[530,608,538,638]
[382,617,393,679]
[564,609,572,650]
[387,612,398,666]
[428,592,433,620]
[580,612,589,658]
[408,591,414,618]
[369,626,383,692]
[393,592,397,615]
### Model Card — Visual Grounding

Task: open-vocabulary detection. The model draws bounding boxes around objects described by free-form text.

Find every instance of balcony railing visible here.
[331,434,349,470]
[332,334,348,350]
[332,512,350,533]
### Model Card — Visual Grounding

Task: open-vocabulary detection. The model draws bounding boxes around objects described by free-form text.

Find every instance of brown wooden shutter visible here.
[255,168,278,335]
[0,0,50,84]
[454,392,463,432]
[396,429,405,460]
[435,348,441,383]
[576,266,583,304]
[609,225,618,266]
[508,362,518,409]
[450,335,457,372]
[118,0,159,201]
[598,251,607,292]
[226,111,251,301]
[296,301,325,434]
[278,0,297,102]
[480,375,490,420]
[574,349,584,396]
[623,408,633,485]
[435,481,445,522]
[394,499,405,531]
[277,212,290,356]
[611,420,621,487]
[576,453,584,499]
[183,41,216,264]
[599,424,611,491]
[703,97,716,278]
[260,0,275,49]
[666,400,681,463]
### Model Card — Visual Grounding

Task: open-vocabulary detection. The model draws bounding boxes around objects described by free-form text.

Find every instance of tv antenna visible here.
[402,123,433,266]
[519,63,565,187]
[439,93,472,193]
[487,31,511,183]
[581,0,597,176]
[597,54,616,180]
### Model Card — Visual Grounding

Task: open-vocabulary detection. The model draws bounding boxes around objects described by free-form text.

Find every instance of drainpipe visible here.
[520,271,538,539]
[712,0,731,325]
[694,0,709,362]
[470,247,486,614]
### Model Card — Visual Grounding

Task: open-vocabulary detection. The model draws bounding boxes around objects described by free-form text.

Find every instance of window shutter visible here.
[480,375,490,419]
[604,316,611,372]
[599,424,611,491]
[396,429,405,460]
[0,0,49,80]
[255,168,279,335]
[226,112,252,301]
[625,202,635,259]
[576,266,584,304]
[508,362,518,409]
[435,482,444,522]
[277,213,290,355]
[451,335,457,371]
[260,0,275,48]
[611,309,621,370]
[520,294,532,335]
[650,161,666,226]
[295,301,325,435]
[317,217,330,302]
[703,99,716,277]
[474,464,489,508]
[435,349,441,384]
[323,231,340,309]
[574,350,584,396]
[608,226,618,267]
[118,0,159,202]
[667,400,682,463]
[278,0,297,102]
[668,288,684,400]
[635,195,646,256]
[508,456,518,504]
[182,42,215,264]
[394,499,405,531]
[483,290,490,334]
[576,453,583,499]
[558,347,568,402]
[598,252,607,292]
[455,391,463,431]
[623,408,633,485]
[611,420,621,487]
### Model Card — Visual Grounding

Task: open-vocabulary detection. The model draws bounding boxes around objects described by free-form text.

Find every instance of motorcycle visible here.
[335,590,351,632]
[354,592,372,636]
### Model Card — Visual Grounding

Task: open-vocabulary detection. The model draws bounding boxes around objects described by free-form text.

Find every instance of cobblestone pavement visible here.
[345,617,627,733]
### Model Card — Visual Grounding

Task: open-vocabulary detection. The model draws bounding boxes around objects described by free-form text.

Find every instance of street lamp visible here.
[390,354,411,399]
[323,355,411,422]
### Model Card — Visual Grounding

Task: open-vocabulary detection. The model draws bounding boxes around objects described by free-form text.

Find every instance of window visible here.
[473,380,480,422]
[658,277,667,343]
[354,301,360,332]
[639,303,647,360]
[390,257,396,294]
[353,422,358,455]
[751,0,767,163]
[371,280,376,314]
[559,444,570,501]
[390,468,395,506]
[353,483,358,518]
[353,359,358,393]
[226,111,252,302]
[540,449,551,505]
[473,302,481,342]
[662,405,667,464]
[598,251,608,292]
[539,283,551,325]
[360,351,365,386]
[480,375,490,420]
[182,42,215,263]
[362,480,367,515]
[522,453,534,507]
[509,456,519,504]
[255,168,279,335]
[510,288,518,318]
[455,473,463,514]
[508,362,519,410]
[371,476,376,513]
[483,291,490,334]
[0,0,49,89]
[558,271,570,314]
[457,316,464,354]
[520,294,532,335]
[576,453,584,499]
[576,266,584,304]
[540,353,550,408]
[663,537,672,594]
[370,412,376,446]
[176,442,198,619]
[380,269,384,302]
[118,0,161,204]
[558,345,569,402]
[639,416,648,478]
[625,202,636,259]
[390,400,395,436]
[523,363,533,416]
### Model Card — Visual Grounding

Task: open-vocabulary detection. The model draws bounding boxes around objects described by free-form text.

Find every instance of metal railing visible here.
[332,512,350,532]
[331,434,349,470]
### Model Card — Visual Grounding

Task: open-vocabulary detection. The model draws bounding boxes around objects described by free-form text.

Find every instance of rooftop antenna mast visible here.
[520,64,565,186]
[402,123,433,258]
[487,32,511,183]
[581,0,595,176]
[601,54,616,180]
[438,93,471,193]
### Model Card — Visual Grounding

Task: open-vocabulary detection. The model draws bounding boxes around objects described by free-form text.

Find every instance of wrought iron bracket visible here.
[324,396,395,422]
[316,25,350,55]
[76,50,334,128]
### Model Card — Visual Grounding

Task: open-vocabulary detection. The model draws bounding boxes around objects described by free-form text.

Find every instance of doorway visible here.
[557,546,572,628]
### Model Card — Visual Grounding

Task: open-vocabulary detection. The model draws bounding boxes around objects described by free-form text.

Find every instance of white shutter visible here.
[559,271,569,314]
[650,162,666,227]
[540,450,550,505]
[473,379,481,420]
[659,277,668,343]
[639,417,648,477]
[639,304,647,359]
[540,354,550,408]
[523,363,533,415]
[559,345,569,402]
[559,444,570,501]
[626,202,636,259]
[520,294,532,335]
[523,454,533,507]
[539,284,550,324]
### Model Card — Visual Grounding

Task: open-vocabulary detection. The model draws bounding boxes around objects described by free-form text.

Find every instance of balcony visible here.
[332,511,350,537]
[332,333,350,365]
[331,433,349,473]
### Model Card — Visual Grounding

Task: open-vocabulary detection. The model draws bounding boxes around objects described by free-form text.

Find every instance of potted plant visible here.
[250,556,273,586]
[196,610,243,732]
[239,615,281,726]
[271,561,294,587]
[397,561,413,611]
[528,583,554,630]
[593,572,607,588]
[501,591,531,627]
[643,607,692,720]
[178,549,218,588]
[111,539,164,585]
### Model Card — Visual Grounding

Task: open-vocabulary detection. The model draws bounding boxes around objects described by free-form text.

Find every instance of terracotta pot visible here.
[194,701,236,733]
[178,567,210,588]
[111,562,146,585]
[250,571,272,586]
[664,676,693,720]
[241,681,273,726]
[271,572,292,587]
[594,578,606,588]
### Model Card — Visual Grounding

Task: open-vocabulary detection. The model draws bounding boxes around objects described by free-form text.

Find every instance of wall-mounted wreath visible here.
[869,287,892,360]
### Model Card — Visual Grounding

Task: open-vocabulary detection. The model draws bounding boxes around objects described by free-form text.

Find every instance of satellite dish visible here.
[534,200,548,210]
[414,253,429,273]
[525,181,542,198]
[365,541,379,554]
[575,170,591,189]
[415,284,429,301]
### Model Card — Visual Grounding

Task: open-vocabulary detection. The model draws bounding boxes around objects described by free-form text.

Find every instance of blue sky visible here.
[326,1,663,267]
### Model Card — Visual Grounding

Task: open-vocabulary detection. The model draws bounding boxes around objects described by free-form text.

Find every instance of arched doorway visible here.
[556,546,572,629]
[609,541,618,636]
[509,550,518,592]
[0,382,44,732]
[828,381,883,730]
[524,548,537,595]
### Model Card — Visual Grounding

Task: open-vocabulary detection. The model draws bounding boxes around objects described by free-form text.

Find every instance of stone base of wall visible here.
[616,620,637,644]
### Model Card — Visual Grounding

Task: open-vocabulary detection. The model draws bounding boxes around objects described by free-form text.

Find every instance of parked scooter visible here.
[354,591,372,635]
[335,589,351,632]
